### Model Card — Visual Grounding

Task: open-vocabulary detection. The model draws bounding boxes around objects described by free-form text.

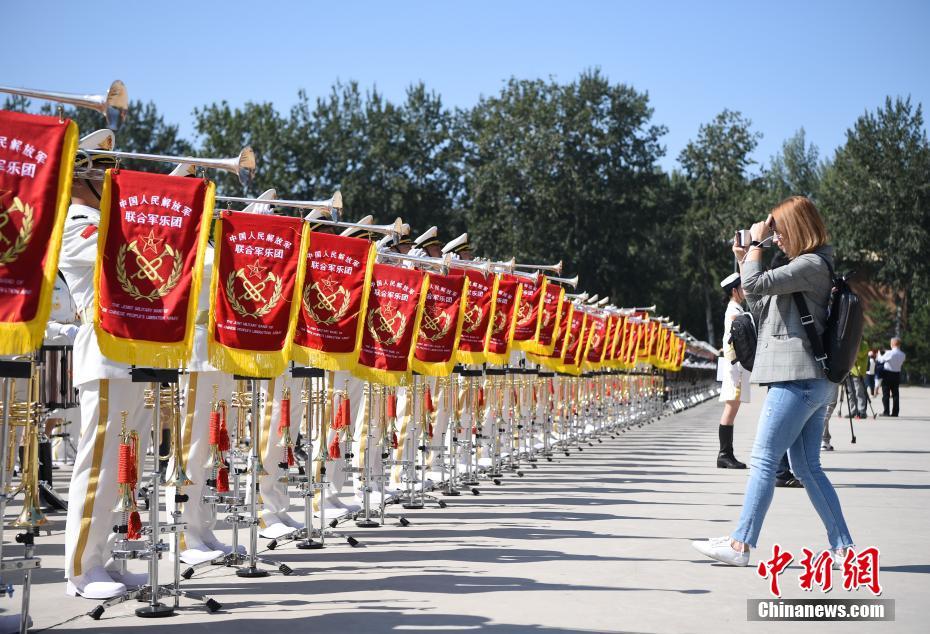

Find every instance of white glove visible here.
[61,324,80,341]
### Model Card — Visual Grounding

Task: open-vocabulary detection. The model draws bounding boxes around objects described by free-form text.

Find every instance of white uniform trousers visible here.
[428,377,451,471]
[389,387,413,489]
[245,375,302,525]
[352,377,385,496]
[166,371,234,549]
[64,379,149,581]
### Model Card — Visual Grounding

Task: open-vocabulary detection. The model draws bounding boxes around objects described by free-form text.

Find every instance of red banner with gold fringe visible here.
[291,232,375,372]
[456,269,498,365]
[0,111,77,354]
[412,272,467,377]
[94,169,213,367]
[353,263,428,386]
[485,274,523,365]
[209,210,308,377]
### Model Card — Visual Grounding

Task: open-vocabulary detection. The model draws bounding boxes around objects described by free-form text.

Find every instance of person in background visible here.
[864,349,877,397]
[845,341,870,419]
[878,338,906,416]
[874,349,885,397]
[716,272,749,469]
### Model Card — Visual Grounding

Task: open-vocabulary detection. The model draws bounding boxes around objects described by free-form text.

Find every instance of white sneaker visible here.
[259,521,298,539]
[106,568,148,588]
[822,441,834,451]
[692,536,750,567]
[830,547,849,569]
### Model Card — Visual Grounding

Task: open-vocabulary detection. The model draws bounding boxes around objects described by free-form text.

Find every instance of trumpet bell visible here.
[114,484,136,513]
[166,466,194,489]
[104,80,129,130]
[14,488,48,528]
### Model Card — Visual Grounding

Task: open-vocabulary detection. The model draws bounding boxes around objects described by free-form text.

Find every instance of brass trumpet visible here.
[77,146,257,188]
[0,80,129,130]
[4,366,48,528]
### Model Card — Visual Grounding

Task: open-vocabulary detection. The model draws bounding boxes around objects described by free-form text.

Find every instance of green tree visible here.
[820,96,930,337]
[766,128,822,202]
[460,70,668,308]
[677,109,761,345]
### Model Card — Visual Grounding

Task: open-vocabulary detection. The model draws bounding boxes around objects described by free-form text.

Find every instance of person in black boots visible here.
[716,272,749,469]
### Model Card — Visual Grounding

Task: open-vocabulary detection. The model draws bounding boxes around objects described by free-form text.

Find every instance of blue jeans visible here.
[732,378,854,549]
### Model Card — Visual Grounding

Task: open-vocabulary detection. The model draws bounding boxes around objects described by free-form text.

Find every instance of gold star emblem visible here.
[140,229,163,255]
[246,259,266,279]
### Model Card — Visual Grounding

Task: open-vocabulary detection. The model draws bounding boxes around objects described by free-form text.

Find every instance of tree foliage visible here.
[5,78,928,379]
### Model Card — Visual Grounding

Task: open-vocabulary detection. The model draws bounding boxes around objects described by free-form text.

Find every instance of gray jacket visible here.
[742,245,833,384]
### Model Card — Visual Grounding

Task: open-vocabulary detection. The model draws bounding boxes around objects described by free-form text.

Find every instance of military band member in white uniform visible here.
[59,131,150,599]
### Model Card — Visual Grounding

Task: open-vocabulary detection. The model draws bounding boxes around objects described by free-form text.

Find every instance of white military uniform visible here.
[164,245,236,563]
[59,203,150,599]
[717,300,751,403]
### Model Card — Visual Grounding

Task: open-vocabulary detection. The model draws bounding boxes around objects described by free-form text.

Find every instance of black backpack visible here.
[728,312,757,372]
[793,256,864,384]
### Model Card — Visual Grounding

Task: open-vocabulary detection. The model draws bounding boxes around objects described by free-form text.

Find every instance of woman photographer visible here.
[692,196,854,566]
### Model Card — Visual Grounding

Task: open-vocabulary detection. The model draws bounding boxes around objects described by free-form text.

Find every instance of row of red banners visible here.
[0,111,686,381]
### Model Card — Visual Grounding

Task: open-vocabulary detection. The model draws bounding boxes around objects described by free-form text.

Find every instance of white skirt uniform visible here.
[717,357,752,403]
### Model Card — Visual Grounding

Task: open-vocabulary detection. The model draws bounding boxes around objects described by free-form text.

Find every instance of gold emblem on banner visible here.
[225,259,283,318]
[419,305,452,342]
[0,194,34,266]
[540,308,553,329]
[366,302,408,346]
[302,276,351,325]
[590,332,602,352]
[461,303,484,334]
[516,300,534,326]
[491,307,509,335]
[116,229,182,302]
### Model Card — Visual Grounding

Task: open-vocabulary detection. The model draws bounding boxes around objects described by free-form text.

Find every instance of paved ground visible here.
[5,386,928,633]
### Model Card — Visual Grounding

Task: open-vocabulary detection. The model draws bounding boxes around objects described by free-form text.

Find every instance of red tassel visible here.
[277,395,291,435]
[117,443,134,485]
[127,510,142,540]
[208,410,221,445]
[387,394,397,419]
[427,422,434,439]
[216,466,230,493]
[425,386,435,413]
[328,436,341,459]
[333,397,350,430]
[391,431,399,449]
[218,416,230,453]
[477,387,485,409]
[471,425,478,436]
[548,381,554,395]
[286,446,296,467]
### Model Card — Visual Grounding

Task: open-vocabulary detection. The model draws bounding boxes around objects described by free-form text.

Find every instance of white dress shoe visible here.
[179,547,225,565]
[259,521,297,539]
[276,512,305,530]
[66,566,127,599]
[692,536,750,567]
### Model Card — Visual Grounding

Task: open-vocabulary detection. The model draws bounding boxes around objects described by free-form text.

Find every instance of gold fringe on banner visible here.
[94,175,214,368]
[0,121,77,355]
[455,274,499,366]
[207,221,310,377]
[292,242,376,372]
[412,277,470,377]
[351,275,430,387]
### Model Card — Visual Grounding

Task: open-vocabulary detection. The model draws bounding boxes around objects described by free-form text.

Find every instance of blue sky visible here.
[5,1,927,173]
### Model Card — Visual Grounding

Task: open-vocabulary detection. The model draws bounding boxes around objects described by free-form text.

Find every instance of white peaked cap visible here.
[78,129,115,151]
[340,214,374,237]
[719,272,741,288]
[414,226,438,246]
[169,162,197,177]
[243,188,277,215]
[305,209,326,221]
[376,234,393,249]
[441,232,469,255]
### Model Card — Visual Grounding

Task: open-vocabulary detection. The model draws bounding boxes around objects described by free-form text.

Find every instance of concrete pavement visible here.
[5,386,928,633]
